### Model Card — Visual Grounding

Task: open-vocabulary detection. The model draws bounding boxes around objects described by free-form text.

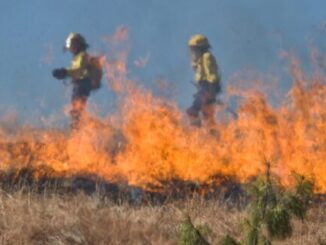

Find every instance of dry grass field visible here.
[0,190,324,245]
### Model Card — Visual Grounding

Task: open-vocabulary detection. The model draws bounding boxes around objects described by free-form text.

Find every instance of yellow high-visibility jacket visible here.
[67,51,90,81]
[193,51,220,84]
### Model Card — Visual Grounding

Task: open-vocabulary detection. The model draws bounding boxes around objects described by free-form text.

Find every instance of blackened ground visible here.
[0,165,250,206]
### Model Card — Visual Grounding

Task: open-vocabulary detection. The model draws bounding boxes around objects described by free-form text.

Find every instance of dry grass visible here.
[0,190,324,245]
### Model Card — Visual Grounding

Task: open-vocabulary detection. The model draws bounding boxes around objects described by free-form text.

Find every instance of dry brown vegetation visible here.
[0,190,324,245]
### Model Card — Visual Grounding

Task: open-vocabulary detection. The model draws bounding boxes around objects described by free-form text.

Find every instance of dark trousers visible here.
[187,80,221,118]
[70,78,92,129]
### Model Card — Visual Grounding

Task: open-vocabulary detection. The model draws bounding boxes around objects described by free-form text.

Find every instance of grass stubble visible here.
[0,189,324,245]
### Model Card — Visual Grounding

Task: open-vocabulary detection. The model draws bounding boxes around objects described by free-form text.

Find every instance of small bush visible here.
[219,161,314,245]
[266,205,292,239]
[219,235,240,245]
[177,215,209,245]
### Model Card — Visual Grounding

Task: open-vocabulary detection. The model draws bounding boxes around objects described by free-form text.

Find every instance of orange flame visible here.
[0,28,325,193]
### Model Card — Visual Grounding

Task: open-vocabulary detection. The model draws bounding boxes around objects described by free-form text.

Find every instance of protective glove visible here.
[52,68,68,80]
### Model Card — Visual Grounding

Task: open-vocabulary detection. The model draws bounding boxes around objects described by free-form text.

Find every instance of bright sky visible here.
[0,0,325,126]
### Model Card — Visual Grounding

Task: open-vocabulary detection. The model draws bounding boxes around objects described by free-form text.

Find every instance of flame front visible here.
[0,28,325,193]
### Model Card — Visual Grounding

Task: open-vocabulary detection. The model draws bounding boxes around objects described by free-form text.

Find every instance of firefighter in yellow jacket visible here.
[186,34,221,128]
[52,33,93,129]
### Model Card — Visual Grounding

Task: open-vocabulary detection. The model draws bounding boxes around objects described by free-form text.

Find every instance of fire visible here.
[0,27,325,193]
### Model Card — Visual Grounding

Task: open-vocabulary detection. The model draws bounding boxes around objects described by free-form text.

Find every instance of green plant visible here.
[219,235,240,245]
[177,215,210,245]
[220,161,314,245]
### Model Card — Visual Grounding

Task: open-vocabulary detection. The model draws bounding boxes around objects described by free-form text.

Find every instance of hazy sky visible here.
[0,0,325,125]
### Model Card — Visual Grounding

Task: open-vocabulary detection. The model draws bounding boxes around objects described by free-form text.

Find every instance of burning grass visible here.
[0,28,325,243]
[1,28,326,194]
[1,60,326,195]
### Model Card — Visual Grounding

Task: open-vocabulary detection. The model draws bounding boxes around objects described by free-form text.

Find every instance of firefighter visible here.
[186,34,221,129]
[52,33,93,130]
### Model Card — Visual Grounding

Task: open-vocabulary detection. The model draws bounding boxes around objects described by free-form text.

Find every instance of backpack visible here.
[88,55,104,91]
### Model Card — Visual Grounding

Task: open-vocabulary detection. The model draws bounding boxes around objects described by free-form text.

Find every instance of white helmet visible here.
[64,33,88,51]
[65,33,75,49]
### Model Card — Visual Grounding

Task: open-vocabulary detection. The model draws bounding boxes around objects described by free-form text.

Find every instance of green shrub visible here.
[177,215,209,245]
[219,161,314,245]
[219,235,240,245]
[266,205,292,239]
